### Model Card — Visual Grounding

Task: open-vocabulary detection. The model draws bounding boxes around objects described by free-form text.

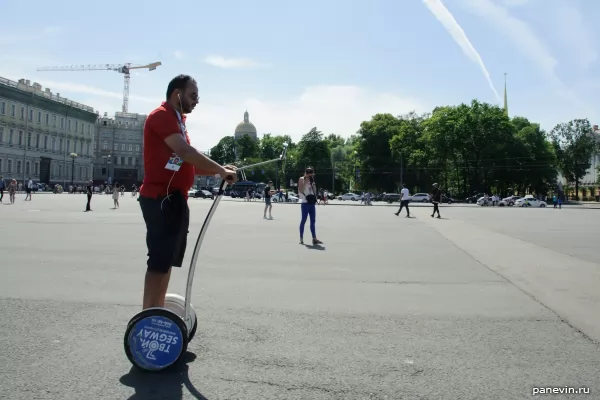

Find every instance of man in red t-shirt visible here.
[139,74,237,310]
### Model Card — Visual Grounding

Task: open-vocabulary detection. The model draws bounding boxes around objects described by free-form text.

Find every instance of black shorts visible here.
[139,191,190,274]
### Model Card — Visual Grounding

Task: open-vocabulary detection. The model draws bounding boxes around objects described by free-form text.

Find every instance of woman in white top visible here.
[297,167,322,245]
[112,183,120,209]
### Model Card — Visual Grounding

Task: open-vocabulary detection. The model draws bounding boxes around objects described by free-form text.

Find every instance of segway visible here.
[124,144,288,372]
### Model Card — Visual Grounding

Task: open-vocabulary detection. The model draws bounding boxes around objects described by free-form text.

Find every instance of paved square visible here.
[1,194,599,399]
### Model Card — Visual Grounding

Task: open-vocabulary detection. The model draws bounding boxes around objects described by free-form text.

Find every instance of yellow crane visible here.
[37,62,162,113]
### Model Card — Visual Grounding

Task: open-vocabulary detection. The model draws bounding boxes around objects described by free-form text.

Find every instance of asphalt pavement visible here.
[0,193,599,399]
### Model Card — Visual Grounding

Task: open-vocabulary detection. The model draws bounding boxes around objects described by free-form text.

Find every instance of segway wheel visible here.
[188,316,198,342]
[124,308,188,372]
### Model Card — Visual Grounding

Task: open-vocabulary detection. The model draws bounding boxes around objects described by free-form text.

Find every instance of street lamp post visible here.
[107,154,112,185]
[70,152,77,187]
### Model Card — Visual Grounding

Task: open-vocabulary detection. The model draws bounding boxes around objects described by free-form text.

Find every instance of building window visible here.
[79,166,82,178]
[0,101,5,114]
[28,109,33,121]
[135,145,140,152]
[80,141,83,154]
[11,104,16,117]
[35,162,39,175]
[27,132,32,147]
[59,138,63,152]
[44,136,48,149]
[52,137,56,151]
[86,143,90,156]
[8,160,12,173]
[20,107,24,119]
[87,125,91,135]
[45,114,49,125]
[121,156,125,165]
[67,139,71,152]
[75,121,78,132]
[0,127,3,142]
[128,144,133,152]
[37,112,41,123]
[61,118,65,129]
[121,144,125,151]
[103,141,108,150]
[53,115,57,127]
[9,129,14,144]
[17,160,21,174]
[18,130,23,146]
[26,161,30,175]
[114,143,118,151]
[36,134,40,148]
[67,120,71,131]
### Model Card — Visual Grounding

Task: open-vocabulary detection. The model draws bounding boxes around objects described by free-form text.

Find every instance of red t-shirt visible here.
[139,102,195,199]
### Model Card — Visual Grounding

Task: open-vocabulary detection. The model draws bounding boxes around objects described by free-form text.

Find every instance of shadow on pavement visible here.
[119,352,208,400]
[304,243,325,250]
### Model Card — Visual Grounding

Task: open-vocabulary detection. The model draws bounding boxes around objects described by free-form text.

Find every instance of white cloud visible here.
[456,0,594,117]
[202,55,269,69]
[185,85,427,150]
[457,0,559,84]
[422,0,501,103]
[548,3,597,70]
[174,50,185,59]
[500,0,530,7]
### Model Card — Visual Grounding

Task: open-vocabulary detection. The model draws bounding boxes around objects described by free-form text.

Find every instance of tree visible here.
[209,136,236,165]
[355,113,402,191]
[550,119,597,200]
[295,127,332,189]
[236,134,260,160]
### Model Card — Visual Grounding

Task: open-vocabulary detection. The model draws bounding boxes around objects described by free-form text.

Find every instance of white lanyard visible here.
[174,110,186,137]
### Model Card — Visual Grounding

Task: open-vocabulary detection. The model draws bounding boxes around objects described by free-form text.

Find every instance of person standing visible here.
[112,182,120,209]
[394,183,411,217]
[264,180,275,219]
[430,183,442,218]
[85,180,93,211]
[298,167,322,245]
[25,177,33,201]
[0,175,5,203]
[138,74,237,310]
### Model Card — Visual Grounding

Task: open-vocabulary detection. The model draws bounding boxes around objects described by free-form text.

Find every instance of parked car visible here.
[338,192,361,201]
[412,193,430,202]
[515,195,547,207]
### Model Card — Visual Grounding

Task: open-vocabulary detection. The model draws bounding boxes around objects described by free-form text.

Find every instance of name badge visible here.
[165,153,183,171]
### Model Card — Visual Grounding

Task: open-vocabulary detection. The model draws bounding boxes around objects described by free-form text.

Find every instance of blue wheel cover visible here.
[127,315,184,370]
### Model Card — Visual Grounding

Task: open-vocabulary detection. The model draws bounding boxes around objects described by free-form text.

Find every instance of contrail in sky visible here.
[423,0,502,102]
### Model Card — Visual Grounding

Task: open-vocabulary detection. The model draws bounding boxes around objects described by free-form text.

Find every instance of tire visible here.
[540,204,546,208]
[124,308,188,372]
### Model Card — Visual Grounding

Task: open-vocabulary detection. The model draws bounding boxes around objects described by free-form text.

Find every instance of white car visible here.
[338,192,360,201]
[412,193,430,202]
[272,194,299,203]
[514,195,547,208]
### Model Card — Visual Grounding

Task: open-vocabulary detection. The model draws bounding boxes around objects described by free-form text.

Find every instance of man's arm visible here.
[164,134,225,176]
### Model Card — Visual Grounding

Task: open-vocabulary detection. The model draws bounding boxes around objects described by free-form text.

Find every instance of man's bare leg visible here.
[143,268,172,309]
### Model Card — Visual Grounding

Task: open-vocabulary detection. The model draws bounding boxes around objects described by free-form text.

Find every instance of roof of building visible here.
[234,110,257,134]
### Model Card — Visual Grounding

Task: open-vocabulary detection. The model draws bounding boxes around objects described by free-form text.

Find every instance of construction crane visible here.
[36,62,162,113]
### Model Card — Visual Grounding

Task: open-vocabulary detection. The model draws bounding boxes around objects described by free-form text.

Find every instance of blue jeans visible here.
[300,202,316,239]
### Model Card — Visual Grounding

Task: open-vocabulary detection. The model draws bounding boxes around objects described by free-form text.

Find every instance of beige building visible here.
[0,76,97,187]
[94,111,146,187]
[234,110,258,140]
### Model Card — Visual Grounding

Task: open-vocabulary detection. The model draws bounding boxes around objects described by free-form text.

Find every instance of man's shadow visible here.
[119,352,208,400]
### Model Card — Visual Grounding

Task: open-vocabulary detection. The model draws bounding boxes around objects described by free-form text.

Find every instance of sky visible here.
[1,0,598,151]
